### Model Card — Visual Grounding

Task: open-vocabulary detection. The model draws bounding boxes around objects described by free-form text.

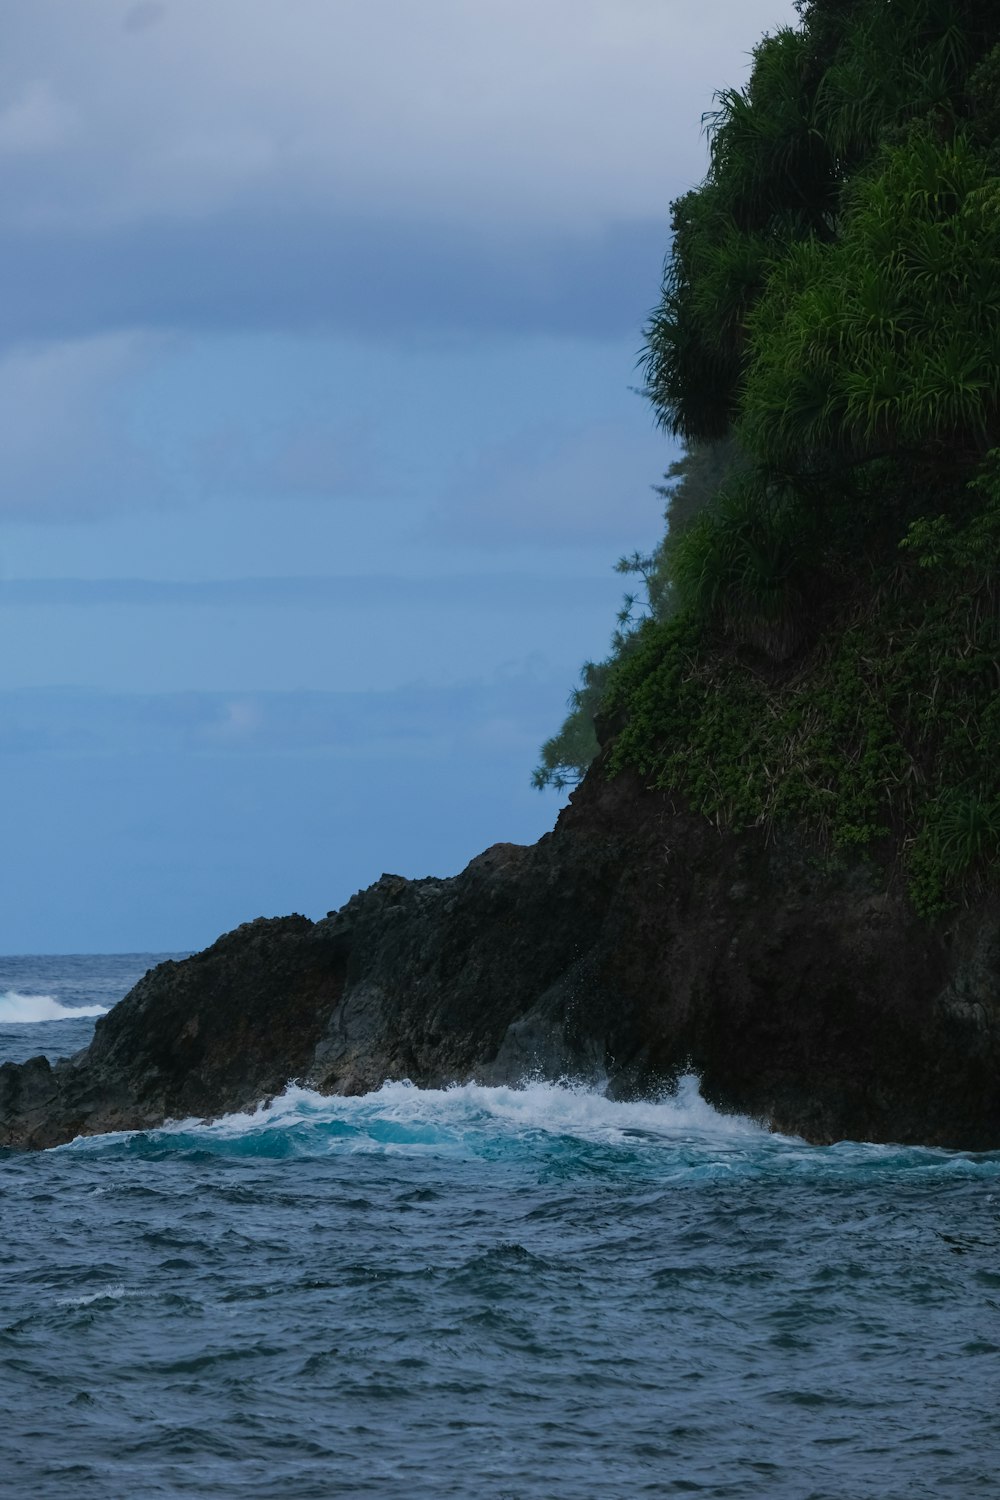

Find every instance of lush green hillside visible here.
[540,0,1000,915]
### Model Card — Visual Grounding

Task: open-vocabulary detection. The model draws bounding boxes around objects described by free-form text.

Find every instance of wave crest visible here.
[67,1075,771,1165]
[0,990,109,1024]
[61,1077,1000,1178]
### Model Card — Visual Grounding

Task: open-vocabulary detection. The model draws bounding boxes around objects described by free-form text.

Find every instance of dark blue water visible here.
[2,958,999,1499]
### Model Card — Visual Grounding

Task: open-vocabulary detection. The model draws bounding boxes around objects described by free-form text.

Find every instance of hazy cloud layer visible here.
[0,332,167,517]
[0,573,614,608]
[0,4,800,948]
[434,421,671,548]
[2,1,781,232]
[0,1,793,343]
[0,677,568,950]
[0,2,791,527]
[0,213,668,345]
[0,676,564,759]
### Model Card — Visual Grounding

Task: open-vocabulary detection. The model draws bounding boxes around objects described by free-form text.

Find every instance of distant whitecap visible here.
[0,990,109,1024]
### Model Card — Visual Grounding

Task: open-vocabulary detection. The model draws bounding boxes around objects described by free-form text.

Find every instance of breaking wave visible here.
[66,1076,1000,1184]
[0,990,109,1024]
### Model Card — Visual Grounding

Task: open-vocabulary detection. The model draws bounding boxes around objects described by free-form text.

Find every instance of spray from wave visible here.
[234,1074,746,1127]
[163,1074,765,1147]
[0,991,109,1024]
[69,1076,789,1171]
[65,1078,1000,1180]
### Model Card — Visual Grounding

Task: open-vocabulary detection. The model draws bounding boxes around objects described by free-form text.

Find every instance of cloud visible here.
[197,411,390,503]
[0,212,668,346]
[0,4,785,522]
[122,2,165,35]
[431,420,675,549]
[0,1,795,341]
[202,696,264,743]
[0,672,571,949]
[0,1,789,233]
[0,81,78,155]
[0,573,614,609]
[0,332,166,517]
[0,675,569,758]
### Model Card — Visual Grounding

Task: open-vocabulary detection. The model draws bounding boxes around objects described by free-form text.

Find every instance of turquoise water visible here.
[2,957,999,1498]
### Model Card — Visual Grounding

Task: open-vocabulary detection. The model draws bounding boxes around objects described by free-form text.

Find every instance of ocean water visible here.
[1,957,999,1499]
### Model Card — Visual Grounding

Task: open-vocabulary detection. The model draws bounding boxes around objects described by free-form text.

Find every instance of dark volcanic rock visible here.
[2,767,998,1149]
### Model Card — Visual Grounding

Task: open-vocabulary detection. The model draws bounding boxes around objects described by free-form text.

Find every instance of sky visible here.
[0,0,794,953]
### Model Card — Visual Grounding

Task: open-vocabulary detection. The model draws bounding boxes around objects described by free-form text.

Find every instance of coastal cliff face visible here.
[2,764,998,1151]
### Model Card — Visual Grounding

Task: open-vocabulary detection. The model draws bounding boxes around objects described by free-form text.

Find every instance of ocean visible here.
[1,954,998,1499]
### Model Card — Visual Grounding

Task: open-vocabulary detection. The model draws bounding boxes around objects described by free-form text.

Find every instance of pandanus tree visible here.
[538,1,1000,911]
[643,0,1000,639]
[583,1,1000,912]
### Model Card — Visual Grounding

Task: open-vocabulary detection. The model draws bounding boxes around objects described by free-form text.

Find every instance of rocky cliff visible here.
[2,764,998,1150]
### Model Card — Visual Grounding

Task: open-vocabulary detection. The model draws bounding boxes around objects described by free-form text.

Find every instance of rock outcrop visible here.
[2,765,998,1149]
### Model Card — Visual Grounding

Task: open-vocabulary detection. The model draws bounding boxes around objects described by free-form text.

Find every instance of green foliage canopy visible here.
[539,0,1000,915]
[644,0,1000,460]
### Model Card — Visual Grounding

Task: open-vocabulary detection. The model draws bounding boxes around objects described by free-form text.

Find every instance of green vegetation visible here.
[538,0,1000,915]
[532,440,738,789]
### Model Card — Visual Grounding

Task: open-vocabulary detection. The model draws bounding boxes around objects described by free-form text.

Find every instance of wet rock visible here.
[1,768,998,1149]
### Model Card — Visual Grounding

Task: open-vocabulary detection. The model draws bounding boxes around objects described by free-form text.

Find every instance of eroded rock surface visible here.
[2,767,998,1149]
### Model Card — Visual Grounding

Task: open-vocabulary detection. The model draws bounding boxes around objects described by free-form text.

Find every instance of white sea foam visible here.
[56,1284,145,1308]
[63,1078,999,1175]
[0,990,108,1024]
[154,1074,772,1153]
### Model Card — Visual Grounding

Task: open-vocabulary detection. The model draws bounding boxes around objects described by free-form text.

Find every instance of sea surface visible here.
[1,955,998,1500]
